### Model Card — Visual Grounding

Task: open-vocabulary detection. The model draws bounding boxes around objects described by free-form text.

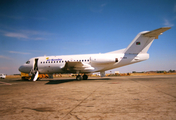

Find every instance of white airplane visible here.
[19,27,171,81]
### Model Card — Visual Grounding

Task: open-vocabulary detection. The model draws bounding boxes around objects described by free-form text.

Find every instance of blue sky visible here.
[0,0,176,74]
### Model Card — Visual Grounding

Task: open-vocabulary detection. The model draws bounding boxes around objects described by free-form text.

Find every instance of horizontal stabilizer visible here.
[142,27,171,39]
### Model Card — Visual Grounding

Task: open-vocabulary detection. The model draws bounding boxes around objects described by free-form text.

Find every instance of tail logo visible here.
[136,42,141,45]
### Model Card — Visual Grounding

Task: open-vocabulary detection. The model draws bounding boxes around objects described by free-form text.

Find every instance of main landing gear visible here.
[76,74,88,80]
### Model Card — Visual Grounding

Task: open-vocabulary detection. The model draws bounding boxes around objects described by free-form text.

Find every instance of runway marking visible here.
[0,81,12,85]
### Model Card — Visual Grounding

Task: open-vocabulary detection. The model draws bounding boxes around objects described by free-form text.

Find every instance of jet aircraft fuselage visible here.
[19,53,149,74]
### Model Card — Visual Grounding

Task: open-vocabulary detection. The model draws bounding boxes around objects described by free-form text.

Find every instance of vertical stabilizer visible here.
[124,27,171,54]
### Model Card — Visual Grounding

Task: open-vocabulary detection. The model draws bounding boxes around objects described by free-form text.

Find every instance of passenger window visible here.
[115,58,118,62]
[41,62,42,64]
[43,62,45,63]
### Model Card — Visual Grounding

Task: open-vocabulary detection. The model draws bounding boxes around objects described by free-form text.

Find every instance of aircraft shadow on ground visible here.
[45,78,111,84]
[45,79,75,84]
[11,79,75,84]
[87,78,111,80]
[9,78,111,84]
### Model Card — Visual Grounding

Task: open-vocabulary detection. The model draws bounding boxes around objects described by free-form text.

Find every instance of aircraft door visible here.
[33,58,38,71]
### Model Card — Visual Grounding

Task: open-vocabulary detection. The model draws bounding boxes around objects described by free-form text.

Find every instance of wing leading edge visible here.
[62,62,94,73]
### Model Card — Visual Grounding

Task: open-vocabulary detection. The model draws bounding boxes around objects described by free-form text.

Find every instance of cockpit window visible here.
[26,61,30,64]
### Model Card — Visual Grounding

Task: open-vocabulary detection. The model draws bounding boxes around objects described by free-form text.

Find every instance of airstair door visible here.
[34,58,38,71]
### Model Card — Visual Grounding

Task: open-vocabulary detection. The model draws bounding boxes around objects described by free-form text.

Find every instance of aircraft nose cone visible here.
[18,65,32,73]
[19,65,24,72]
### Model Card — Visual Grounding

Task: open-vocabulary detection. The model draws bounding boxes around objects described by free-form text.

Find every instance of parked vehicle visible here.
[0,73,6,79]
[21,72,48,80]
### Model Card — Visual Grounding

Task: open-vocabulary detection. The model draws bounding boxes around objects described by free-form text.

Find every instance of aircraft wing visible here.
[142,27,171,39]
[62,62,94,72]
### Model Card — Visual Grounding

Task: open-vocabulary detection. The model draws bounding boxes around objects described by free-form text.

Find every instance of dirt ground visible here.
[0,75,176,120]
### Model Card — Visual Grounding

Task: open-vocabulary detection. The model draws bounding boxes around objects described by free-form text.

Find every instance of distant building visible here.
[115,71,120,75]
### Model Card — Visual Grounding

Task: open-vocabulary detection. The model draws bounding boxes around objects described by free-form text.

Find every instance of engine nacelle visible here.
[91,57,118,64]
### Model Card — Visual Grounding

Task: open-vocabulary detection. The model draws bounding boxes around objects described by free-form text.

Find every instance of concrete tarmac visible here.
[0,75,176,120]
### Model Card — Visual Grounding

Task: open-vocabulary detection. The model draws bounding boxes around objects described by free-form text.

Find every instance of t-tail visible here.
[124,27,171,54]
